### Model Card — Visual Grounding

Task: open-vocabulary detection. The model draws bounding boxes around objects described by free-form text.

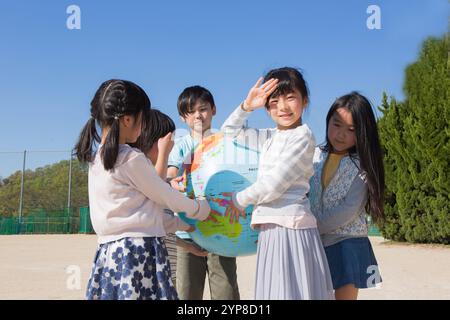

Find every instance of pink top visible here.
[88,144,210,244]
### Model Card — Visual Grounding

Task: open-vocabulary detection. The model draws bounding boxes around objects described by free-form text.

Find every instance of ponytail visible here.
[101,118,121,171]
[74,79,150,171]
[74,117,100,163]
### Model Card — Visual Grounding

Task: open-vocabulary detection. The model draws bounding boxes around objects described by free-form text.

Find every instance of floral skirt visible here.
[86,237,178,300]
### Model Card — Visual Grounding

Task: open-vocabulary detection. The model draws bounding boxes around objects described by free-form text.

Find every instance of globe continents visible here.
[178,132,260,257]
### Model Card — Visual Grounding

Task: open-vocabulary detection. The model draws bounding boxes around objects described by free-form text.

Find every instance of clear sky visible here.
[0,0,448,177]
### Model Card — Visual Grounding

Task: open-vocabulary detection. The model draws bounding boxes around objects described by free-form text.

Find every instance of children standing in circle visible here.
[308,92,384,300]
[75,79,210,300]
[223,67,334,300]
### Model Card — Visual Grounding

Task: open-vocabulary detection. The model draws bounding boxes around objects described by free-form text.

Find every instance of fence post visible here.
[67,150,73,209]
[18,150,27,233]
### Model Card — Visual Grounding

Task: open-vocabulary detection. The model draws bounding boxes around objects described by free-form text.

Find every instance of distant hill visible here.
[0,159,88,217]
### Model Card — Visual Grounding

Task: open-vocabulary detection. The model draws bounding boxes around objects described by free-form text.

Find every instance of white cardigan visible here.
[222,105,317,230]
[88,144,210,244]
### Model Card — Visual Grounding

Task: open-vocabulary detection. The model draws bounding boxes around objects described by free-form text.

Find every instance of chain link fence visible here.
[0,150,381,236]
[0,150,93,234]
[0,207,93,235]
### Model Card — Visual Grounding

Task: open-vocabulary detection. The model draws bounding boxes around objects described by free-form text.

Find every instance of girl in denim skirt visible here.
[309,92,384,300]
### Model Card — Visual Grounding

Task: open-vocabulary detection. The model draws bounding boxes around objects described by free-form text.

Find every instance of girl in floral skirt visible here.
[74,79,210,300]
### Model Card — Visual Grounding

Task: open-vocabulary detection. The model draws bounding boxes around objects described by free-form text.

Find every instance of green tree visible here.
[0,159,88,217]
[378,34,449,244]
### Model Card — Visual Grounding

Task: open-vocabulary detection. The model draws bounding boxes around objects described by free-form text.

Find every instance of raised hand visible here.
[158,132,174,157]
[243,77,279,112]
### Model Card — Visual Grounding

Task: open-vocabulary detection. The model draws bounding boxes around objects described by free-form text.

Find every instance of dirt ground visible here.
[0,235,448,300]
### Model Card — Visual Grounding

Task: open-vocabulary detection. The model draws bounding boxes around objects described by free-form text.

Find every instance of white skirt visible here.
[255,224,334,300]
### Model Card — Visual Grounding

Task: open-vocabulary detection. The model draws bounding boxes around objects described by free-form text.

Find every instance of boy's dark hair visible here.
[263,67,309,108]
[74,79,151,171]
[177,85,215,118]
[130,109,176,154]
[322,91,385,224]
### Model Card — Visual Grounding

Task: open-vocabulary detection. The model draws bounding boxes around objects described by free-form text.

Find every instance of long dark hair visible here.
[74,79,151,170]
[322,92,385,223]
[131,109,176,154]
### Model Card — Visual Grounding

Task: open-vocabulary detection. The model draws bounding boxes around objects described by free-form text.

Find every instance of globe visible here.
[178,132,260,257]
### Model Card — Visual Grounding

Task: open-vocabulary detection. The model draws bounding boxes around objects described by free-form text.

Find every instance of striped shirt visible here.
[164,233,178,285]
[221,105,317,230]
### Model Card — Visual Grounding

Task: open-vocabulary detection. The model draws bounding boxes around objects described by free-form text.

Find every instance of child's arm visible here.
[221,78,278,149]
[167,138,184,178]
[233,128,315,210]
[154,133,174,180]
[221,104,271,153]
[167,166,179,180]
[316,175,368,234]
[162,211,193,233]
[176,238,209,257]
[166,137,189,192]
[120,153,210,220]
[220,103,252,138]
[167,154,186,192]
[152,133,194,233]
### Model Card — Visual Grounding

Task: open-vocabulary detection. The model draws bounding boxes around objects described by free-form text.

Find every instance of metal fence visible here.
[0,207,94,235]
[0,150,382,236]
[0,150,93,234]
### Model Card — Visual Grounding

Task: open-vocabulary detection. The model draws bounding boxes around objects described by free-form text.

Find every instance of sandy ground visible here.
[0,235,448,300]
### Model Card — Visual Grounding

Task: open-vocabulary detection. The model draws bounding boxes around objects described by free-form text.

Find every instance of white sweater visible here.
[88,144,210,244]
[222,105,317,230]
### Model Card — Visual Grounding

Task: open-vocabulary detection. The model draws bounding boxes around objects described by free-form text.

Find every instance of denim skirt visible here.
[324,237,382,290]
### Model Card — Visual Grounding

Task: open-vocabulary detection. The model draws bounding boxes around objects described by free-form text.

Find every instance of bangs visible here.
[268,78,298,100]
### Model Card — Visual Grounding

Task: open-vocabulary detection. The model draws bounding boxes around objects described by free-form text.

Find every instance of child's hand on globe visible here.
[204,209,222,223]
[185,225,196,233]
[223,192,247,224]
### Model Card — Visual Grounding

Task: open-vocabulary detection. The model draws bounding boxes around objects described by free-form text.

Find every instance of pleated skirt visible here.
[255,224,334,300]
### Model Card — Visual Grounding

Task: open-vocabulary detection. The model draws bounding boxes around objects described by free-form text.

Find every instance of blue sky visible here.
[0,0,448,178]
